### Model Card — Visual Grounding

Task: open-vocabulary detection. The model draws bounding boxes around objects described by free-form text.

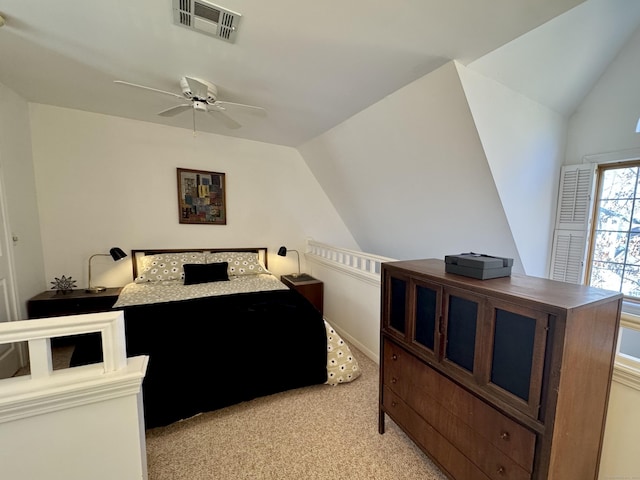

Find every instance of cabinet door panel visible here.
[389,276,407,334]
[445,294,479,373]
[415,285,437,349]
[412,280,441,359]
[485,300,549,418]
[491,309,537,401]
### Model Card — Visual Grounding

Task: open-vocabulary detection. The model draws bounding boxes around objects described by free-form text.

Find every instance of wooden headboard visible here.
[131,247,268,280]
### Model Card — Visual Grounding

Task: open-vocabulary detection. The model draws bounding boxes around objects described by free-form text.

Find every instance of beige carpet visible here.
[145,345,448,480]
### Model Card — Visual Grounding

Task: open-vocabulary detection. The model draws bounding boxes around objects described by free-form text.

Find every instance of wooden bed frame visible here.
[131,247,268,280]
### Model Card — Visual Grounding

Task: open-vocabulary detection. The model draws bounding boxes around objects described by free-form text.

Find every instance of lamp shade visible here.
[277,246,287,256]
[109,247,127,261]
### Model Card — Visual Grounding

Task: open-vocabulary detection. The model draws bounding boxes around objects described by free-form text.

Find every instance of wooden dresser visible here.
[379,259,622,480]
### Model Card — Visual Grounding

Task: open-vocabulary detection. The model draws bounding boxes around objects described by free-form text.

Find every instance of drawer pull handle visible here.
[392,354,398,361]
[391,377,397,384]
[500,431,510,441]
[497,466,506,475]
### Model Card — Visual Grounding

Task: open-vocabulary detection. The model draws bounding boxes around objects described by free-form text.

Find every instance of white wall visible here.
[599,380,640,479]
[0,82,46,318]
[29,104,358,289]
[458,64,567,278]
[299,61,523,272]
[565,24,640,164]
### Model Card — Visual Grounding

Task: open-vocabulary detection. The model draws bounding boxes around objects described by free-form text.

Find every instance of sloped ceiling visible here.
[0,0,586,147]
[468,0,640,116]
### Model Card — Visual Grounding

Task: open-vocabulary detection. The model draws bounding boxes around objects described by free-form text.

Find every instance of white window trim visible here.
[615,310,640,390]
[583,147,640,165]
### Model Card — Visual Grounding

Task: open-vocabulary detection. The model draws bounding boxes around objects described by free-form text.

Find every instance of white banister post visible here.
[27,338,53,379]
[102,314,128,372]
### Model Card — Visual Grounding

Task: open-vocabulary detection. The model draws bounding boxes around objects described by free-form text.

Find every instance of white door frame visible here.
[0,146,25,377]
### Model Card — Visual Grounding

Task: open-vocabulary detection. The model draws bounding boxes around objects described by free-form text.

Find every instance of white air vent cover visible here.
[173,0,241,43]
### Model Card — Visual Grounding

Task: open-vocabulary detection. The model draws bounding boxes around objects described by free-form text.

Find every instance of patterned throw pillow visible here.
[134,252,205,283]
[325,321,361,385]
[205,251,268,276]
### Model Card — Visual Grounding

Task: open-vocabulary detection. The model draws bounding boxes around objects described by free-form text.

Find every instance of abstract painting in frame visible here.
[177,168,227,225]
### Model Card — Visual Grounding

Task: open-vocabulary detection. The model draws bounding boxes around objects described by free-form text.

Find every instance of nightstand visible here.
[281,274,323,315]
[27,287,123,319]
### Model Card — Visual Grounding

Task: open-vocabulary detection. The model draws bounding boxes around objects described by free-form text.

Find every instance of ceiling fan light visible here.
[180,77,217,103]
[193,101,208,112]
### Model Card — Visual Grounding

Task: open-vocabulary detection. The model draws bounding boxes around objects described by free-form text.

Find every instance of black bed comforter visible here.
[70,289,328,428]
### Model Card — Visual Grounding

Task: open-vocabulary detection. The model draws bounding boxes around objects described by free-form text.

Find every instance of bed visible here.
[70,247,360,429]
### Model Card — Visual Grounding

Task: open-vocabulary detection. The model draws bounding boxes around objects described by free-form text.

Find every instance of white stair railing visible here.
[306,239,395,285]
[0,310,146,423]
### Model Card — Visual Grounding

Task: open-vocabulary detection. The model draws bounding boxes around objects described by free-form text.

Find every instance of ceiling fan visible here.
[114,76,266,133]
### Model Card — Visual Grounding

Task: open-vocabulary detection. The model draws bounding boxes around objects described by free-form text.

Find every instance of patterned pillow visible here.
[134,252,205,283]
[205,251,268,276]
[324,321,361,385]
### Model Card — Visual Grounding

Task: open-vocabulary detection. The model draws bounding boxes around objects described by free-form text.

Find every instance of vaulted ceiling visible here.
[0,0,638,147]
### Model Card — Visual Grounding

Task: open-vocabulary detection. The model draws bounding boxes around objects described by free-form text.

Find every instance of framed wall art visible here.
[177,168,227,225]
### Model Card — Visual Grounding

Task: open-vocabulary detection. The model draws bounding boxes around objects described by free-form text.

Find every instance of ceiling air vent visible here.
[172,0,241,43]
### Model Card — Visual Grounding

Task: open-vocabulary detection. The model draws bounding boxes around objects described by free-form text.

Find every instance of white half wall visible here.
[457,63,567,278]
[1,392,147,480]
[29,105,358,289]
[308,259,382,362]
[599,380,640,479]
[299,61,523,272]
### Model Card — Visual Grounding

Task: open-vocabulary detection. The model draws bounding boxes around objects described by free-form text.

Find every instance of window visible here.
[587,163,640,362]
[587,162,640,297]
[551,160,640,365]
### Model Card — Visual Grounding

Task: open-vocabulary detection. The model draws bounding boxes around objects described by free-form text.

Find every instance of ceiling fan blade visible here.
[157,104,193,117]
[114,80,184,100]
[184,77,209,100]
[214,101,267,116]
[207,110,242,129]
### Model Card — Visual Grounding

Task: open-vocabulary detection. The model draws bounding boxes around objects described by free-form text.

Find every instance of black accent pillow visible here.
[183,262,229,285]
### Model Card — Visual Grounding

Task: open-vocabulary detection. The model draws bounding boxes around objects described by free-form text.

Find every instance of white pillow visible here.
[135,252,205,283]
[205,251,268,276]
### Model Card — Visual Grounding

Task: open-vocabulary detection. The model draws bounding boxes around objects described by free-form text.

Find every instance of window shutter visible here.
[555,164,596,231]
[549,230,588,284]
[549,164,596,283]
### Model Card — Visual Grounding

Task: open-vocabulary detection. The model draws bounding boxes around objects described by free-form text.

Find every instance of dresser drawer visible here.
[383,388,492,480]
[383,339,535,473]
[384,385,530,480]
